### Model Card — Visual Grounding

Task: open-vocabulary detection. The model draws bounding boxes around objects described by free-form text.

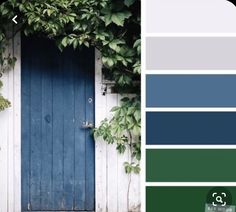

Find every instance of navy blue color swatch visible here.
[146,112,236,145]
[146,75,236,107]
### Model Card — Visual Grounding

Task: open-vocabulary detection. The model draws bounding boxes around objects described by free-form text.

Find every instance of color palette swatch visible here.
[147,187,236,212]
[146,37,236,70]
[146,112,236,144]
[146,149,236,182]
[144,0,236,210]
[147,75,236,107]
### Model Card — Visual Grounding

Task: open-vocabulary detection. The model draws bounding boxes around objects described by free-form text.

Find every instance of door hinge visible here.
[27,203,31,211]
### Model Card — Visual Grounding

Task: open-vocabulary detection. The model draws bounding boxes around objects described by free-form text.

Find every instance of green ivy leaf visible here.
[104,14,112,26]
[61,37,68,47]
[109,39,125,52]
[124,0,136,7]
[111,11,131,26]
[111,106,120,112]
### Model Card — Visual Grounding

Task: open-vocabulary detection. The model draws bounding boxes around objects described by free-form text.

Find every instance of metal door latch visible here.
[81,121,94,129]
[27,203,31,211]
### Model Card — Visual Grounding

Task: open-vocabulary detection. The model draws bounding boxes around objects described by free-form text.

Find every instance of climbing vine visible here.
[0,80,11,111]
[94,96,141,174]
[0,0,140,173]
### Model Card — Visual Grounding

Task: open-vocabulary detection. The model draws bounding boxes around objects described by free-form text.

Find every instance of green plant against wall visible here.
[0,80,11,111]
[94,96,141,174]
[0,0,140,173]
[0,31,15,111]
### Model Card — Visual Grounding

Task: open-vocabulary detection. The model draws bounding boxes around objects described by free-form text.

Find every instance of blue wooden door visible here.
[21,36,95,211]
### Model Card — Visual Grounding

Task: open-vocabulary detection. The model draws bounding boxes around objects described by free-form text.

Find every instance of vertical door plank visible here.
[52,57,64,210]
[30,52,42,210]
[85,49,95,211]
[41,54,53,210]
[21,36,31,211]
[62,50,75,210]
[74,55,86,210]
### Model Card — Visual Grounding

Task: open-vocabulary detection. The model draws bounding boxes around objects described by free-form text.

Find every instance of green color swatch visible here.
[146,187,236,212]
[146,149,236,182]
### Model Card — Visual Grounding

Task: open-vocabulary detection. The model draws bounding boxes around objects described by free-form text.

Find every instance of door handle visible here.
[81,121,94,129]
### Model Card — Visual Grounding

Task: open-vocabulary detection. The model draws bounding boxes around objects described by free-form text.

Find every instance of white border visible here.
[141,0,146,210]
[146,146,236,149]
[146,33,236,37]
[146,183,236,187]
[146,70,236,74]
[146,108,236,112]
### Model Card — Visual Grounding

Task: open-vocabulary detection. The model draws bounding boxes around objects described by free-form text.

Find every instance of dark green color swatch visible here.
[146,149,236,182]
[146,187,236,212]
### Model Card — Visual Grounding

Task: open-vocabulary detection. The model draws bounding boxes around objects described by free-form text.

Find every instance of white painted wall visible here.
[0,32,21,212]
[95,50,140,212]
[0,35,140,211]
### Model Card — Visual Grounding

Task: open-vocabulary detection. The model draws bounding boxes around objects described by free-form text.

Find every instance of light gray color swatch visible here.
[146,37,236,70]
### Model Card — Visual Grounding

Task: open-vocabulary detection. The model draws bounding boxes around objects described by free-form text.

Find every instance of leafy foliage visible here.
[0,33,15,111]
[0,80,11,111]
[0,0,140,173]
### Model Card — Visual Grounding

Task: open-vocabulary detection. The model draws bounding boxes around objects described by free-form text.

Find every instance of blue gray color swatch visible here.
[146,75,236,107]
